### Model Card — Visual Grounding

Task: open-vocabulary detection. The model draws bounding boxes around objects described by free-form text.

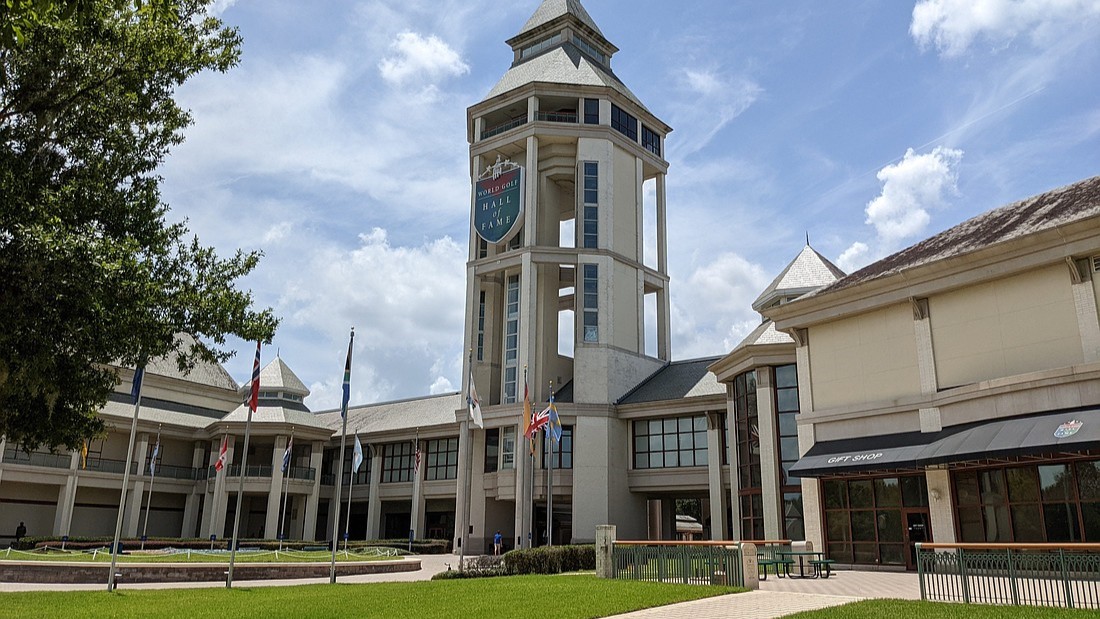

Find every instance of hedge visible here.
[19,537,451,554]
[502,545,595,575]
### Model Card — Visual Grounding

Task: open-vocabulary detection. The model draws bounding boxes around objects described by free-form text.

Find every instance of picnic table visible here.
[776,550,834,579]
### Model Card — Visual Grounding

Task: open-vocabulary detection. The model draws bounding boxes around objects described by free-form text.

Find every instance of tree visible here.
[0,0,278,452]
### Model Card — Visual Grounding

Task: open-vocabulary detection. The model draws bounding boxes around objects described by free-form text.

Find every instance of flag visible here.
[522,370,535,454]
[466,364,483,428]
[248,341,261,413]
[149,438,160,476]
[214,436,229,472]
[81,441,88,470]
[281,436,294,473]
[413,442,422,475]
[131,366,145,405]
[547,392,562,443]
[351,435,363,474]
[527,405,550,439]
[341,330,354,419]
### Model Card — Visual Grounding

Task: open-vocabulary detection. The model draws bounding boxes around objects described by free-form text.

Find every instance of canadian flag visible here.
[214,436,229,472]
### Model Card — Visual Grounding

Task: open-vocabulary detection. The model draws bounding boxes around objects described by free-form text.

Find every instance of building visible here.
[2,0,1098,571]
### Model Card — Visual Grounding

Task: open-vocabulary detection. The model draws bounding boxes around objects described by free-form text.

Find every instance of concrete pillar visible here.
[524,135,540,247]
[411,438,425,539]
[208,434,235,539]
[468,428,487,551]
[303,440,323,542]
[706,412,726,540]
[366,443,384,540]
[926,468,955,543]
[647,500,661,540]
[182,441,205,538]
[755,368,782,540]
[595,524,616,579]
[1072,277,1100,362]
[53,450,80,536]
[740,542,759,590]
[125,433,151,537]
[797,423,824,553]
[265,435,288,539]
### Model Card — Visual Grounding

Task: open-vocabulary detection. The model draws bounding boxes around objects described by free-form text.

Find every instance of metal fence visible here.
[918,543,1100,610]
[612,541,743,587]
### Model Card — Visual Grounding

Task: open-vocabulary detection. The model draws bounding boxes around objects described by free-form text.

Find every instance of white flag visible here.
[352,435,364,474]
[466,366,484,428]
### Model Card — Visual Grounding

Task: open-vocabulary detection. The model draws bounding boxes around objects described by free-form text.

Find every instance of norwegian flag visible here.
[214,436,229,472]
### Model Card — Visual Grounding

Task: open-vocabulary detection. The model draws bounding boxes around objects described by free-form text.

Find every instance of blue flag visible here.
[131,366,145,405]
[340,330,354,418]
[149,438,159,476]
[281,437,293,473]
[547,393,562,443]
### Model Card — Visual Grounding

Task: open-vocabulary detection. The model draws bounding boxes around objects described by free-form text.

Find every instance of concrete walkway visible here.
[608,569,921,619]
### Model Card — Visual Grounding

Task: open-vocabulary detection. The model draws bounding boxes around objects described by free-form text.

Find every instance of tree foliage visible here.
[0,0,278,452]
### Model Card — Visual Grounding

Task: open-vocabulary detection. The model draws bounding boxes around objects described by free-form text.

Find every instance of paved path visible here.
[608,569,921,619]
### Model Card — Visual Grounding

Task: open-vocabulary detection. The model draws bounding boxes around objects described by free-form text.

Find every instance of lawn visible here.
[0,575,741,619]
[0,548,396,563]
[785,600,1099,618]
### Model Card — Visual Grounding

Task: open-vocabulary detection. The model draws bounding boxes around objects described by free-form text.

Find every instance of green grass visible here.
[785,600,1099,618]
[0,575,741,619]
[0,548,396,563]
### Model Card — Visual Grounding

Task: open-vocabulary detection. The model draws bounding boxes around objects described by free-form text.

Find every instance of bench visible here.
[755,543,793,580]
[808,558,836,578]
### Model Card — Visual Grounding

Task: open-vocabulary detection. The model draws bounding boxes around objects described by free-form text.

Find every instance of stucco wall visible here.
[612,146,639,261]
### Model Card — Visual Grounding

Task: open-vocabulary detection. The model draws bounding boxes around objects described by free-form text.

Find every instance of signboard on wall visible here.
[473,164,525,245]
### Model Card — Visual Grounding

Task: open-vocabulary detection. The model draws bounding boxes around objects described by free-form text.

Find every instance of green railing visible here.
[481,117,527,139]
[918,543,1100,609]
[2,449,71,469]
[612,541,743,587]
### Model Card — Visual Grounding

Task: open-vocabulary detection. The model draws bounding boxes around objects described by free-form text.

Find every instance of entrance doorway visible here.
[903,510,931,570]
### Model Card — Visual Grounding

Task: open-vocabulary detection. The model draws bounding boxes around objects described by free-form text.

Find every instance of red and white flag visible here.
[214,436,229,472]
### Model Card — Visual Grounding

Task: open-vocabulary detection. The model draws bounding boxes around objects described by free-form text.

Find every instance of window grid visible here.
[520,33,562,60]
[582,162,598,249]
[541,426,574,469]
[503,275,520,403]
[484,428,499,473]
[573,36,606,64]
[502,427,516,470]
[773,364,803,539]
[642,125,661,157]
[823,476,927,565]
[382,441,414,483]
[477,291,486,362]
[610,104,637,141]
[425,438,459,481]
[584,98,600,125]
[632,416,708,469]
[582,264,599,343]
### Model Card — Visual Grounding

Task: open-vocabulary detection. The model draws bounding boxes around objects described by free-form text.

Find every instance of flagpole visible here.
[546,382,553,547]
[107,364,145,592]
[330,328,354,584]
[278,430,294,551]
[141,425,162,550]
[343,428,357,553]
[227,341,262,589]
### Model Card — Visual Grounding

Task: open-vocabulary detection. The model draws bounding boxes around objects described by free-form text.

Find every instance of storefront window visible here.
[734,370,761,539]
[953,459,1100,543]
[774,364,802,540]
[822,475,926,566]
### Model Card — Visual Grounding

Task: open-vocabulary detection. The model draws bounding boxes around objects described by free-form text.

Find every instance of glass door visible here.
[903,510,931,570]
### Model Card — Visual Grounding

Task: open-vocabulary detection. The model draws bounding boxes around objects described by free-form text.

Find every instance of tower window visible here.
[642,125,661,157]
[611,104,637,141]
[584,98,600,125]
[477,291,486,362]
[503,275,520,403]
[520,33,562,60]
[582,162,598,249]
[574,36,607,65]
[583,264,599,343]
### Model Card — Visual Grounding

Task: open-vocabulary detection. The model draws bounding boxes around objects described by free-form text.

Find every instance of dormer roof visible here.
[752,244,846,313]
[242,356,310,399]
[508,0,611,50]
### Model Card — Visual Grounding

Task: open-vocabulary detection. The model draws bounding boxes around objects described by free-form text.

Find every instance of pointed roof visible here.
[616,357,726,405]
[144,333,239,391]
[242,356,310,397]
[517,0,604,40]
[752,244,846,312]
[731,320,795,353]
[486,45,645,109]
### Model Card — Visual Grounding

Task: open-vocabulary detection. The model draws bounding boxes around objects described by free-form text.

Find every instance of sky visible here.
[159,0,1100,411]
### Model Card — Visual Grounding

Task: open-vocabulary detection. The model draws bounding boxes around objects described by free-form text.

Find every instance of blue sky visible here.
[160,0,1100,410]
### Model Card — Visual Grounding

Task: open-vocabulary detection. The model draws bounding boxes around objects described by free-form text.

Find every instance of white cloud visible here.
[866,147,963,244]
[911,0,1100,57]
[671,253,773,359]
[262,222,293,245]
[429,376,456,394]
[379,31,470,84]
[837,241,870,274]
[667,69,762,159]
[207,0,238,16]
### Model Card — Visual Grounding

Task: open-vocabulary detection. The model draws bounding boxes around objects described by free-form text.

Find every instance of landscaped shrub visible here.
[431,555,505,580]
[502,545,595,575]
[22,537,451,554]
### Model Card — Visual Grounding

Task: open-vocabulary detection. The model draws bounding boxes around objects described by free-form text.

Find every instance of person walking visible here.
[15,522,26,542]
[493,530,502,556]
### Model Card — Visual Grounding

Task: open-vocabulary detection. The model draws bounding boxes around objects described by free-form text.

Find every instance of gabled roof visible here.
[243,356,310,397]
[486,45,645,110]
[516,0,605,41]
[617,357,726,405]
[752,244,846,312]
[819,175,1100,296]
[315,393,464,435]
[100,397,224,430]
[731,320,794,352]
[218,403,332,431]
[144,333,239,392]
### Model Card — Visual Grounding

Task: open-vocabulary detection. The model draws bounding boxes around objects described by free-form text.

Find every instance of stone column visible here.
[514,422,530,549]
[365,443,384,541]
[926,468,955,543]
[1069,258,1100,362]
[706,412,726,540]
[53,450,80,536]
[182,441,205,538]
[265,435,288,539]
[210,434,235,539]
[303,440,323,541]
[125,433,151,537]
[595,524,616,579]
[794,335,824,552]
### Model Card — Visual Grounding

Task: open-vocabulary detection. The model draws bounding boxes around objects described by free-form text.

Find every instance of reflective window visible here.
[503,275,520,403]
[582,264,599,343]
[382,442,414,483]
[584,98,600,125]
[632,416,707,469]
[581,162,598,249]
[542,426,573,469]
[425,438,459,481]
[822,476,926,566]
[610,104,637,141]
